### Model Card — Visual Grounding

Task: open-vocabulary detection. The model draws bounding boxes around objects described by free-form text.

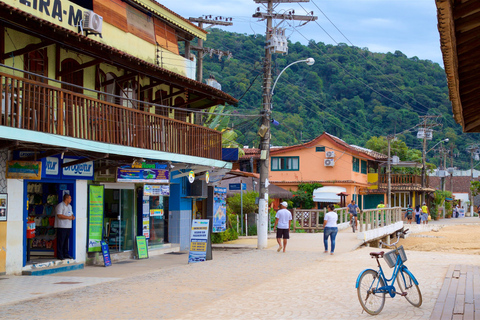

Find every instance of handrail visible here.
[292,206,403,232]
[0,72,222,159]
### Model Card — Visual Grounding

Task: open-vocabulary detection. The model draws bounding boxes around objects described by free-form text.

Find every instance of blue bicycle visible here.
[355,229,422,315]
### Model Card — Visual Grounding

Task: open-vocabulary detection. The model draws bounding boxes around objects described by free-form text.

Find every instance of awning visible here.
[312,186,347,203]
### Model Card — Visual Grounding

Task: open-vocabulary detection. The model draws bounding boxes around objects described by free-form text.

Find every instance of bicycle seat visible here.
[370,251,384,258]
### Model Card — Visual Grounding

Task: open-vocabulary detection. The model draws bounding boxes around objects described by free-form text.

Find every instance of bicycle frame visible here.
[355,249,419,298]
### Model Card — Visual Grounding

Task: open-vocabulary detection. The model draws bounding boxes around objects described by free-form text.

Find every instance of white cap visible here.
[280,201,288,207]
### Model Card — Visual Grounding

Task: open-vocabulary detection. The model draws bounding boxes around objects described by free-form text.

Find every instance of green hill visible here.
[201,29,480,170]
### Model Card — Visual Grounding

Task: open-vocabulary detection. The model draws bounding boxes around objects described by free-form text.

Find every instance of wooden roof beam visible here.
[62,154,109,168]
[21,148,69,161]
[1,40,53,60]
[58,59,103,78]
[99,72,137,87]
[173,96,206,109]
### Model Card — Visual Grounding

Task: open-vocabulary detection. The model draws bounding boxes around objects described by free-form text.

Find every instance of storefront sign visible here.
[144,185,170,196]
[117,167,169,183]
[212,187,227,233]
[62,158,94,179]
[150,209,164,217]
[136,236,149,259]
[0,194,7,221]
[87,185,104,252]
[45,157,59,175]
[188,219,209,263]
[142,197,150,238]
[6,161,41,180]
[100,241,112,267]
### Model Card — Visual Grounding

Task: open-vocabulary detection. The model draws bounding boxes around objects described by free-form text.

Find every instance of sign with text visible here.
[188,219,209,263]
[6,161,41,180]
[87,185,104,252]
[117,168,169,183]
[100,241,112,267]
[136,236,149,259]
[213,187,227,233]
[144,185,170,196]
[62,157,94,179]
[0,194,7,221]
[229,183,246,191]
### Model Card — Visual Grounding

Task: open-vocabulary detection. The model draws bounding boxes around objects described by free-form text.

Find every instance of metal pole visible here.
[421,126,427,204]
[387,137,392,208]
[240,180,244,235]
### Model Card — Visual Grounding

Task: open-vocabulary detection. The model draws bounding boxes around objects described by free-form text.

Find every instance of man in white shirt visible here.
[274,201,292,253]
[55,194,75,260]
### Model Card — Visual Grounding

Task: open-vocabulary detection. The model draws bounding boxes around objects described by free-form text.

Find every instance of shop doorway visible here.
[25,181,74,264]
[104,188,135,252]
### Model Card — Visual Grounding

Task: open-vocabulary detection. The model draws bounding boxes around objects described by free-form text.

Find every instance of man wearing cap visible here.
[274,201,292,253]
[421,202,429,223]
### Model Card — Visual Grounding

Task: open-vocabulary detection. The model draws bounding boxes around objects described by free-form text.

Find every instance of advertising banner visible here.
[87,185,104,252]
[212,187,227,233]
[144,185,170,196]
[100,241,112,267]
[6,161,41,180]
[62,157,94,179]
[136,236,149,259]
[188,219,209,263]
[0,194,7,221]
[117,168,169,183]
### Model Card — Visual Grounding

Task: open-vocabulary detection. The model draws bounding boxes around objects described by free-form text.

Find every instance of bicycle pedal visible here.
[397,292,407,297]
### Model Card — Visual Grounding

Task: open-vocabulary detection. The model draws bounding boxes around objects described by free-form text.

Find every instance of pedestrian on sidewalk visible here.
[414,205,422,224]
[274,201,292,253]
[405,204,413,224]
[323,204,338,255]
[422,202,430,223]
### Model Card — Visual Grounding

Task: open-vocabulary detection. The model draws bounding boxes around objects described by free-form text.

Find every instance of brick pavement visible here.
[1,225,479,319]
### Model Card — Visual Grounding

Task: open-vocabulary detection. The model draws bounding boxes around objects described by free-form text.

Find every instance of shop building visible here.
[0,0,236,275]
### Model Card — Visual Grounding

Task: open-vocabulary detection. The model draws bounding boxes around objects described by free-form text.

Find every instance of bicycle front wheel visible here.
[357,270,386,315]
[396,270,422,307]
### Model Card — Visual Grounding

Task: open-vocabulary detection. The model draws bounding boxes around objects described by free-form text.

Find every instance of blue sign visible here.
[229,183,246,191]
[100,241,112,267]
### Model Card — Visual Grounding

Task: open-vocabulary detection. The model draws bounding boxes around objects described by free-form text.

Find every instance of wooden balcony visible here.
[0,72,222,160]
[378,174,429,191]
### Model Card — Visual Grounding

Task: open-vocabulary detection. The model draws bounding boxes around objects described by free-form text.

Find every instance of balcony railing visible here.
[0,72,222,159]
[377,174,429,190]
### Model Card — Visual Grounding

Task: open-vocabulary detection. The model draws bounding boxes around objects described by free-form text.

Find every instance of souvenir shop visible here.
[13,152,94,264]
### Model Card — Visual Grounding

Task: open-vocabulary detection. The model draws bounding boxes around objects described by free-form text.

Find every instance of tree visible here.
[291,183,322,209]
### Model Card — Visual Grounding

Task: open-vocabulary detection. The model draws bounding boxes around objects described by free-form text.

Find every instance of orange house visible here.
[268,132,387,208]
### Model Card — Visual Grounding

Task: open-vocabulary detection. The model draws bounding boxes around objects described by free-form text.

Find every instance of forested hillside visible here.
[200,29,480,169]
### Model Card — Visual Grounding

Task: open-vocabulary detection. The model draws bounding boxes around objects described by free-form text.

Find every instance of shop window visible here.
[271,156,299,171]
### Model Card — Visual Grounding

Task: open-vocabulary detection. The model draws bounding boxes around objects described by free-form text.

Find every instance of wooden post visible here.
[293,208,296,232]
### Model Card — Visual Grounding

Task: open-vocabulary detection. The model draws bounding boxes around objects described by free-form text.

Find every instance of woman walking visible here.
[323,204,338,255]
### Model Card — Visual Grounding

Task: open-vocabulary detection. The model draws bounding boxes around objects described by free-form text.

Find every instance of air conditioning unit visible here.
[83,11,103,34]
[324,159,335,167]
[325,151,335,158]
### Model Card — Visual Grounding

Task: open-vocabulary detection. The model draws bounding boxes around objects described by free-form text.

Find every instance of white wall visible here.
[75,180,88,263]
[6,179,24,275]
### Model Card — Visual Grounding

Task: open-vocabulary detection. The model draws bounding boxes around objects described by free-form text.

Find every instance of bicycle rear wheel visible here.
[396,270,422,307]
[357,270,386,315]
[351,218,356,233]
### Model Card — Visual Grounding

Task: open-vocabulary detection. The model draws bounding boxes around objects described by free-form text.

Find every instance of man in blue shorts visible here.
[274,201,292,253]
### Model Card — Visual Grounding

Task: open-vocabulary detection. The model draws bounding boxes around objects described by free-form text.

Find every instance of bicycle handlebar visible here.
[379,228,409,248]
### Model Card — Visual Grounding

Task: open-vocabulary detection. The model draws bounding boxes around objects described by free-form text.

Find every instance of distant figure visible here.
[422,202,429,223]
[414,205,422,224]
[377,201,385,209]
[323,204,338,255]
[274,201,292,253]
[405,204,413,224]
[347,200,360,232]
[453,205,460,218]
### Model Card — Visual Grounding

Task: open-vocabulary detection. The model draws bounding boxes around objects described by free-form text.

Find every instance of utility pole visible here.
[387,135,393,208]
[418,115,441,204]
[189,16,233,83]
[438,145,448,191]
[450,144,455,194]
[253,0,317,249]
[467,144,479,216]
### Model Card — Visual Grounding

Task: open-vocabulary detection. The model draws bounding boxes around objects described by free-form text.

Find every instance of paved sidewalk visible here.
[1,224,479,319]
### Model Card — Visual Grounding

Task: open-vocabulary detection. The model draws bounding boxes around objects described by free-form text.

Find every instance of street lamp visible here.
[257,57,315,249]
[426,138,449,154]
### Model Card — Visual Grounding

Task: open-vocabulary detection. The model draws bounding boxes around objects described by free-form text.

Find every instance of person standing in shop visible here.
[55,194,75,260]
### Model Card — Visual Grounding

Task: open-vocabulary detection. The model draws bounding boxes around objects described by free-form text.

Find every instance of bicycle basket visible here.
[383,245,407,268]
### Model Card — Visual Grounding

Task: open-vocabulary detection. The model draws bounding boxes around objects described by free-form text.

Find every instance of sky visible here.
[160,0,443,66]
